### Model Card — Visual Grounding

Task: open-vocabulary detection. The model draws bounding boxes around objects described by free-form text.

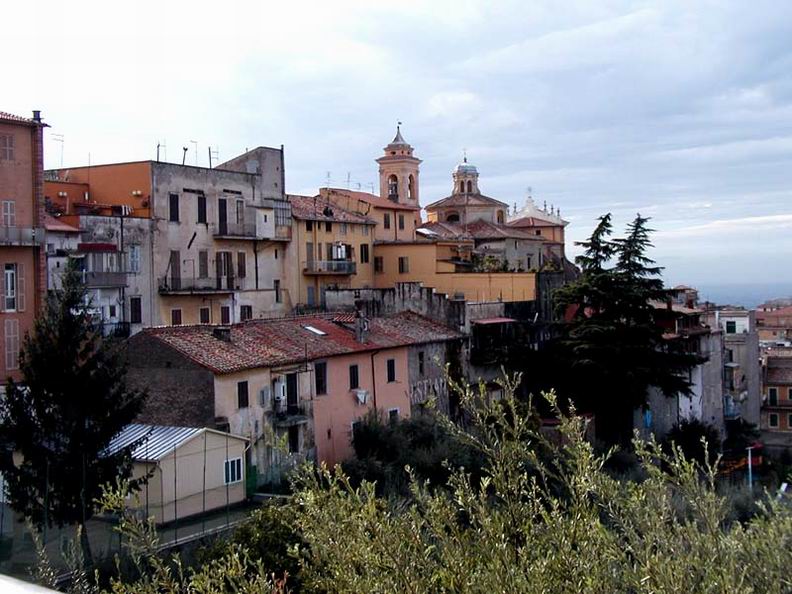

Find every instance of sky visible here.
[4,0,792,290]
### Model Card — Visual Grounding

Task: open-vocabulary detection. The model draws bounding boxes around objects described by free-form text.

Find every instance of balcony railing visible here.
[79,270,128,288]
[0,226,44,246]
[212,221,258,238]
[303,260,356,275]
[158,275,242,294]
[274,403,309,426]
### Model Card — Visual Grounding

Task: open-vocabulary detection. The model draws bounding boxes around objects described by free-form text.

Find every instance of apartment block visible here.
[0,111,47,385]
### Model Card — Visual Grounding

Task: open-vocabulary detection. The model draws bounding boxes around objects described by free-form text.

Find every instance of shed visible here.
[106,424,249,524]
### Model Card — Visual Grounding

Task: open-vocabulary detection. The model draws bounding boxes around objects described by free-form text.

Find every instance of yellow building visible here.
[287,194,377,308]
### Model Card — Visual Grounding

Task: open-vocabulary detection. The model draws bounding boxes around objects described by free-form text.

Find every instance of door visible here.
[307,286,316,307]
[286,373,299,414]
[169,250,180,290]
[218,198,228,235]
[216,251,232,290]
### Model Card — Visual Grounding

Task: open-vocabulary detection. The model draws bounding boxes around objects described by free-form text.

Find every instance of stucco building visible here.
[760,351,792,456]
[0,111,47,385]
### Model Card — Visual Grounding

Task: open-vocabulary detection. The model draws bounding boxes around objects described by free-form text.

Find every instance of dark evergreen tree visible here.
[552,214,700,444]
[0,260,146,561]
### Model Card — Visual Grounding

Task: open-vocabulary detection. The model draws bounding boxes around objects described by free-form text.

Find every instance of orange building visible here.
[0,111,47,385]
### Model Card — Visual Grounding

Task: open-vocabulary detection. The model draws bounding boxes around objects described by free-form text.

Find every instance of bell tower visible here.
[376,123,421,206]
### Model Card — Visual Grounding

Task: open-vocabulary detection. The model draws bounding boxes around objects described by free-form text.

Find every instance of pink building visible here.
[126,311,463,484]
[0,111,47,385]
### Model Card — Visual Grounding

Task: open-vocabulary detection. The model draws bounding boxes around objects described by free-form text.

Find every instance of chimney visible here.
[354,310,370,343]
[32,110,41,122]
[213,326,232,342]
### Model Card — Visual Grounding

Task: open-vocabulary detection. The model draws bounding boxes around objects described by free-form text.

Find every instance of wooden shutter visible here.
[17,262,25,312]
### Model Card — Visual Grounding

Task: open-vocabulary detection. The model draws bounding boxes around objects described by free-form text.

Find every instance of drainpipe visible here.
[369,349,380,412]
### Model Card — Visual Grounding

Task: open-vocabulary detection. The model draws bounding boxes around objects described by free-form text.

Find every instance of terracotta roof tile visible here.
[320,187,420,211]
[425,193,508,210]
[143,312,463,374]
[43,213,80,233]
[419,220,543,241]
[0,111,39,125]
[289,194,376,224]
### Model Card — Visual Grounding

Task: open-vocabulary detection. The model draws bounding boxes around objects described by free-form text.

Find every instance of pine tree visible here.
[0,260,146,562]
[552,214,699,444]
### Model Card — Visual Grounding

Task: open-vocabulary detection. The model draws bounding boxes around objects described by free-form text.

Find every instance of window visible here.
[0,134,14,160]
[789,388,792,400]
[197,195,207,224]
[240,305,253,321]
[418,351,425,376]
[789,413,792,429]
[535,230,542,236]
[4,319,19,370]
[398,256,409,274]
[109,305,117,318]
[340,223,347,235]
[168,193,180,222]
[325,221,332,233]
[200,306,210,324]
[306,220,313,231]
[725,320,736,334]
[387,174,398,198]
[4,264,17,311]
[237,252,246,278]
[237,381,249,408]
[362,225,369,236]
[769,413,779,428]
[236,199,245,225]
[351,420,362,440]
[360,243,370,264]
[224,457,243,484]
[170,309,182,326]
[383,213,391,229]
[130,296,142,324]
[349,364,359,390]
[198,250,209,278]
[126,245,140,274]
[497,210,505,224]
[387,358,396,382]
[398,214,405,230]
[769,387,778,406]
[274,279,281,303]
[288,425,300,454]
[275,249,278,260]
[315,361,327,395]
[221,305,231,325]
[388,408,399,424]
[374,256,383,273]
[2,201,16,227]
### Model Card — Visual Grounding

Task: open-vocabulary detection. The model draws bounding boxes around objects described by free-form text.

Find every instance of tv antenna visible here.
[208,146,219,168]
[51,133,64,167]
[157,140,167,162]
[182,147,188,165]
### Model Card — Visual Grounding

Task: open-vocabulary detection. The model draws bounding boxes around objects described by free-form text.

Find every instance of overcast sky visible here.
[5,0,792,288]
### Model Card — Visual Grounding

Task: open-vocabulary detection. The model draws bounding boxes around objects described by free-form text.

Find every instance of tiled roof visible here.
[507,215,563,228]
[419,220,543,241]
[767,358,792,384]
[320,188,420,211]
[425,193,508,210]
[0,111,39,125]
[43,214,80,233]
[289,194,376,224]
[143,311,463,375]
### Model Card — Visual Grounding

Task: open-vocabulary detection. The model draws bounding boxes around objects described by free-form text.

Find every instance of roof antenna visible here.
[182,147,188,165]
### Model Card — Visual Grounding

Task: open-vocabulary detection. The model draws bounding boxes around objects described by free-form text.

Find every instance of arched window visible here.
[466,180,473,193]
[497,210,505,224]
[408,174,415,200]
[459,181,465,193]
[387,175,398,200]
[446,212,460,223]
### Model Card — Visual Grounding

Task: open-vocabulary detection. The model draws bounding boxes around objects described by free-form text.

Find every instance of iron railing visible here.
[303,260,356,274]
[158,275,243,293]
[212,221,258,238]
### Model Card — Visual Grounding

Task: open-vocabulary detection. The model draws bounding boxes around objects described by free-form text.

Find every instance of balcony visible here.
[274,403,309,427]
[303,260,356,275]
[79,270,128,288]
[158,275,241,294]
[212,221,257,239]
[0,226,44,246]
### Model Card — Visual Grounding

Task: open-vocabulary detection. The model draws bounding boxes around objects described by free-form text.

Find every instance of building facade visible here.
[0,111,47,385]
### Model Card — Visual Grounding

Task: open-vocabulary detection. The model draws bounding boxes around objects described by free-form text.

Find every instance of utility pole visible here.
[746,445,754,489]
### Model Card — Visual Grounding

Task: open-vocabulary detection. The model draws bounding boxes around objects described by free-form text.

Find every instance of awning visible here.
[471,317,517,325]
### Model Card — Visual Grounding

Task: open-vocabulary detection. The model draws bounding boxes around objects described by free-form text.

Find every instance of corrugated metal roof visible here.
[105,424,203,461]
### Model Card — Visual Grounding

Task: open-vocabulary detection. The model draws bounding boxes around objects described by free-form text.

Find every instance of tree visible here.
[552,214,700,444]
[0,260,146,562]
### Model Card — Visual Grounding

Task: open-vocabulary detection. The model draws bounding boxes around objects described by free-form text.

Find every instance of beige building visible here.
[105,424,248,524]
[286,194,376,309]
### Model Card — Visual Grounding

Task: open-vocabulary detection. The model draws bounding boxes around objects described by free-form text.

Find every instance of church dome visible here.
[454,158,478,175]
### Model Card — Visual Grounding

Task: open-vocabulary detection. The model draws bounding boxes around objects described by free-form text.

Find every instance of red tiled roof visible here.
[507,215,561,228]
[425,193,508,210]
[320,188,420,211]
[43,214,80,233]
[143,311,463,374]
[288,194,376,224]
[0,111,40,125]
[766,358,792,384]
[419,220,544,241]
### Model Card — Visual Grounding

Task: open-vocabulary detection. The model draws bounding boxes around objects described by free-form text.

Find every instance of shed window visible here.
[387,358,396,382]
[224,457,243,484]
[169,193,180,222]
[315,361,327,395]
[349,364,359,390]
[238,381,249,408]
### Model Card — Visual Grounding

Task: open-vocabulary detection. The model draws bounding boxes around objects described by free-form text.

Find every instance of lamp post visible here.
[746,445,754,489]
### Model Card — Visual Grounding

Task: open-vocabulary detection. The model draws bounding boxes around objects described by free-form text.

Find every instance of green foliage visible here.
[662,419,721,467]
[551,214,700,443]
[289,376,792,593]
[343,408,487,495]
[0,260,146,561]
[722,419,760,455]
